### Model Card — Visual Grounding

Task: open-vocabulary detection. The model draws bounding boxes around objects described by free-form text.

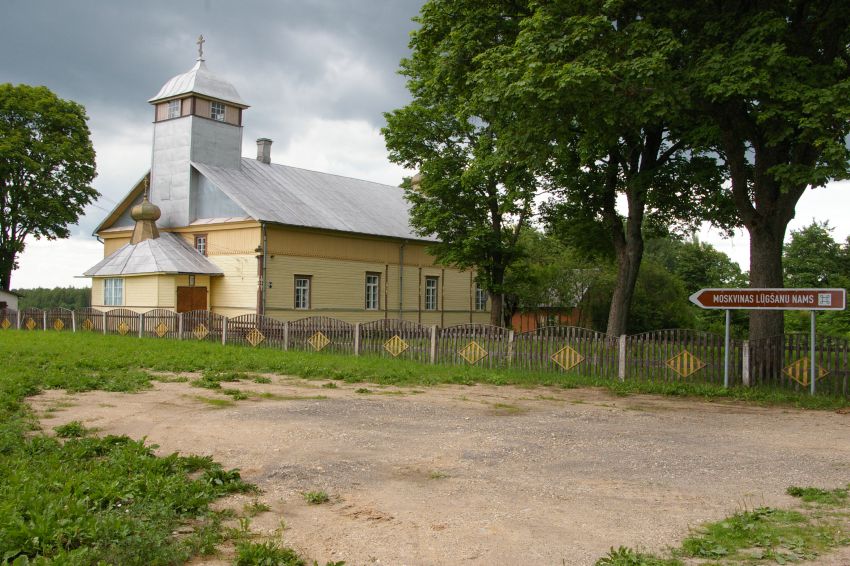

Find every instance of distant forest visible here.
[12,287,91,310]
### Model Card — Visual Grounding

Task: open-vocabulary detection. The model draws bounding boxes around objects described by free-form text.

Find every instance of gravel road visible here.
[30,377,850,565]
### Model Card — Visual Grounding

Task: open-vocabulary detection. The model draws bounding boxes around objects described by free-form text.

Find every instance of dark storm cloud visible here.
[2,0,422,129]
[1,0,424,239]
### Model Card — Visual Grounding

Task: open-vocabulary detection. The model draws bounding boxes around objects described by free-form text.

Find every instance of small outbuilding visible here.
[0,290,21,311]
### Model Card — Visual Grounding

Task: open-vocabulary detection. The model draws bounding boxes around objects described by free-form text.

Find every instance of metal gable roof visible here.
[191,159,435,242]
[83,233,224,277]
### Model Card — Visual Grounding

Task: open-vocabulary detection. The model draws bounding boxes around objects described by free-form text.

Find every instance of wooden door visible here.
[177,287,208,312]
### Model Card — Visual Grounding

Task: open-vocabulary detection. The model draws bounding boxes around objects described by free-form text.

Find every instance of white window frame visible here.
[210,101,225,122]
[475,284,487,311]
[194,234,207,256]
[365,273,380,310]
[425,276,438,311]
[294,276,311,310]
[104,278,123,306]
[167,99,181,119]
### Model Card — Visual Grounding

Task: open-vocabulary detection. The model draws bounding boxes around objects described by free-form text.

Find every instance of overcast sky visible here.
[3,0,850,289]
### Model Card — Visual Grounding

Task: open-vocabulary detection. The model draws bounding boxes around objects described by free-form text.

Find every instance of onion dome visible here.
[130,196,161,244]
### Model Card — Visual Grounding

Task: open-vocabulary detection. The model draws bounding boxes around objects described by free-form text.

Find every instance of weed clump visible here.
[234,540,305,566]
[787,485,849,506]
[53,420,89,438]
[303,491,330,505]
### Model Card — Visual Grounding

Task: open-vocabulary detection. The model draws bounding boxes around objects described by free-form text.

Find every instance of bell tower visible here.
[147,36,249,228]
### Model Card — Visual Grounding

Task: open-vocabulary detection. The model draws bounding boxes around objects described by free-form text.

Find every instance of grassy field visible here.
[0,330,848,564]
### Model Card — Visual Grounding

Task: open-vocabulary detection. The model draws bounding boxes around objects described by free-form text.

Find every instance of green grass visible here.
[0,331,848,564]
[234,540,305,566]
[596,546,682,565]
[3,330,845,410]
[0,331,316,564]
[596,484,850,565]
[303,491,330,505]
[53,420,89,438]
[787,485,849,506]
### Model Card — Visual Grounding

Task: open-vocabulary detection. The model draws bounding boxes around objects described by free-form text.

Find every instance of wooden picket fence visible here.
[2,307,848,397]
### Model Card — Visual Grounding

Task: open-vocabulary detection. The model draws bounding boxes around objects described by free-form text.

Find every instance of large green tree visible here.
[391,0,731,335]
[383,1,537,326]
[0,84,97,291]
[665,1,850,341]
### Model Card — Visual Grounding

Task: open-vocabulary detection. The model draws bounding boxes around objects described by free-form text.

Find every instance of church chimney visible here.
[257,138,273,164]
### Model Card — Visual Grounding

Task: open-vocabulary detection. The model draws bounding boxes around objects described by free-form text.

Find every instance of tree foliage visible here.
[383,1,537,325]
[390,0,736,334]
[13,286,91,310]
[783,222,850,337]
[0,84,97,291]
[663,1,850,340]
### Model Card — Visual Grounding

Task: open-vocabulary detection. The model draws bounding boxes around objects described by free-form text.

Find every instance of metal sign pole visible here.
[810,310,816,396]
[724,309,730,388]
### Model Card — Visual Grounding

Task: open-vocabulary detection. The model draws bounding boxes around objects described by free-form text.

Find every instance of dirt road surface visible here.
[29,376,850,565]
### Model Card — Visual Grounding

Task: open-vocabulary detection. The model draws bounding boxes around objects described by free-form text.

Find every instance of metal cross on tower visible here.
[196,34,205,59]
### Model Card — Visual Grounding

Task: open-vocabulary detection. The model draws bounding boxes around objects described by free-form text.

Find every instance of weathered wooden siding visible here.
[209,255,258,315]
[157,276,176,308]
[103,234,131,256]
[172,224,260,253]
[91,279,104,305]
[263,237,486,325]
[266,227,435,265]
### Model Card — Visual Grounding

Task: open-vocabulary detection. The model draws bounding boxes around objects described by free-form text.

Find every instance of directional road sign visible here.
[688,288,846,311]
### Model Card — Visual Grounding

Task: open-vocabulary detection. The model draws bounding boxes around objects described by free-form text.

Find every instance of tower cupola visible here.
[147,36,248,228]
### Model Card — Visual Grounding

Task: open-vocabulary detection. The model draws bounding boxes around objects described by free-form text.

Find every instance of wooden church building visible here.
[85,46,490,325]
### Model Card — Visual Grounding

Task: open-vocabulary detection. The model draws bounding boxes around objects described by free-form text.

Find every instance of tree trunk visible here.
[606,236,643,336]
[0,249,16,291]
[489,292,504,327]
[489,264,506,327]
[747,218,788,341]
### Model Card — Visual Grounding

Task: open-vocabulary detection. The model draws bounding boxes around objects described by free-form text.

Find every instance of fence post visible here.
[222,318,228,346]
[618,335,627,382]
[506,330,514,368]
[16,309,20,330]
[102,312,107,335]
[177,313,183,340]
[283,321,289,351]
[138,313,144,338]
[71,310,76,333]
[430,325,437,364]
[354,323,361,356]
[43,310,47,331]
[742,340,750,387]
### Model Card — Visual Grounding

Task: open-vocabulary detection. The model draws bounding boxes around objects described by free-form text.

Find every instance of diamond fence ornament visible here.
[25,318,36,331]
[117,322,131,336]
[666,350,706,378]
[154,322,169,338]
[551,345,584,371]
[53,319,64,331]
[783,358,828,387]
[1,318,10,330]
[458,340,488,365]
[81,318,94,331]
[246,328,265,347]
[308,331,330,351]
[193,324,209,340]
[383,335,409,357]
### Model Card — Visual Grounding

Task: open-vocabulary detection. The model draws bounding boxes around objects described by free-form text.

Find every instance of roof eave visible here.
[147,92,250,109]
[258,219,438,245]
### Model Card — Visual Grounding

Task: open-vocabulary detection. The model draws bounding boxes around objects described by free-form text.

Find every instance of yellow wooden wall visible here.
[264,226,490,324]
[94,223,490,324]
[91,275,168,313]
